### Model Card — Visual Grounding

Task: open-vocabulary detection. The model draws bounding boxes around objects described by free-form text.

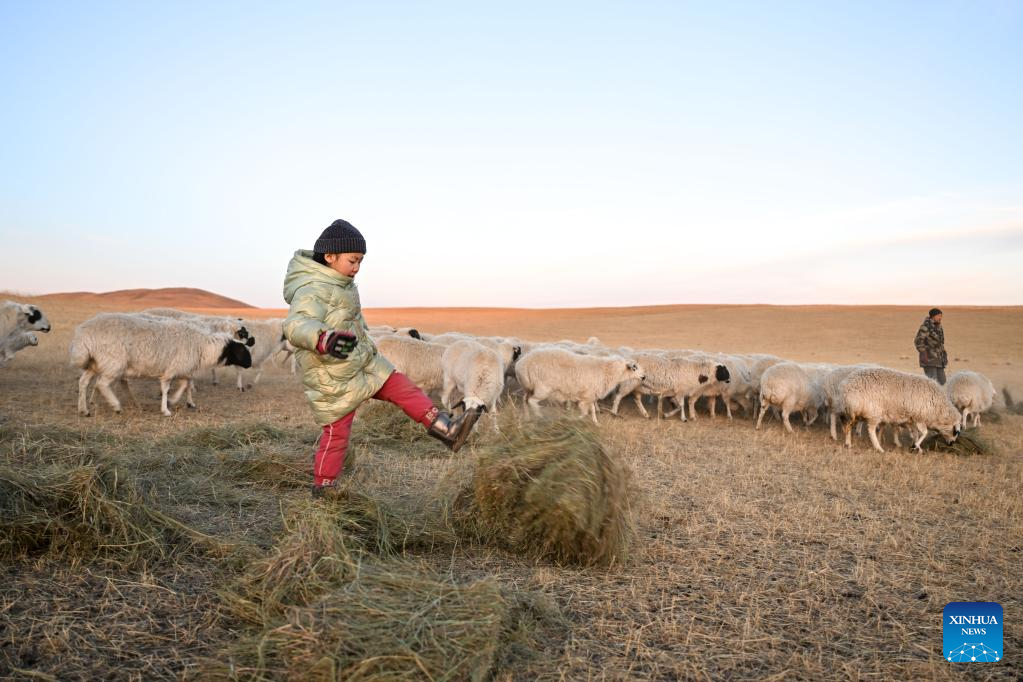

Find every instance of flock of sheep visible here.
[367,325,997,454]
[0,300,1001,454]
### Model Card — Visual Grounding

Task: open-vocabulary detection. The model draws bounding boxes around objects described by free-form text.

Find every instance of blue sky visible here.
[2,1,1021,307]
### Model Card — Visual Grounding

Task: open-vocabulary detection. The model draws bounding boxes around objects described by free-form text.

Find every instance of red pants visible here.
[313,371,438,486]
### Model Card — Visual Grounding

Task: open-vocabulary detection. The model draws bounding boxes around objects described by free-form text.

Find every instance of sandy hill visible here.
[28,287,254,310]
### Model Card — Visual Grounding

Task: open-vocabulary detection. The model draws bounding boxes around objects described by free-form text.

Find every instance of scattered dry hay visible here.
[0,458,224,564]
[444,418,635,566]
[246,563,509,682]
[920,427,994,455]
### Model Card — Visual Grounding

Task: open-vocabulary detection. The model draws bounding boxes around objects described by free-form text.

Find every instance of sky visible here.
[1,1,1022,308]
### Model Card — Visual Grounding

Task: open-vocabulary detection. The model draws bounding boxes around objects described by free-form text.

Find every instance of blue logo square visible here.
[943,602,1002,662]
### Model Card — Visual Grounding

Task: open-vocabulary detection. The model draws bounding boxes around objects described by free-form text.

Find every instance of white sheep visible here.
[375,335,448,395]
[755,362,824,433]
[1,300,51,337]
[440,340,506,431]
[690,354,754,419]
[70,313,253,417]
[515,347,644,425]
[838,367,962,453]
[610,351,675,418]
[655,354,732,422]
[0,330,38,367]
[820,364,876,440]
[945,370,997,427]
[142,308,252,385]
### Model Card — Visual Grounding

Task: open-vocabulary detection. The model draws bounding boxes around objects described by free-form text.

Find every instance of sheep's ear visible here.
[246,337,256,347]
[26,307,42,324]
[698,374,708,384]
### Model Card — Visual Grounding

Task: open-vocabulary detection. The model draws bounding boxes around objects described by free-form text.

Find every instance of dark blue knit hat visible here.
[315,219,366,254]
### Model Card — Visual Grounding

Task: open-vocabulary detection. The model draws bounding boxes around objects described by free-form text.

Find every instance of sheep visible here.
[375,335,448,395]
[232,318,287,391]
[0,330,38,368]
[755,362,824,433]
[656,354,732,421]
[428,332,476,346]
[473,337,522,375]
[946,370,997,427]
[515,347,644,425]
[440,340,506,431]
[0,300,51,337]
[70,313,253,417]
[820,364,877,440]
[838,367,962,453]
[142,308,252,385]
[690,354,754,419]
[610,351,677,418]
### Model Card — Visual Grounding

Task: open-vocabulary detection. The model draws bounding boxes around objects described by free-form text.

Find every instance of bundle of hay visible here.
[920,428,994,455]
[249,563,508,682]
[445,418,635,566]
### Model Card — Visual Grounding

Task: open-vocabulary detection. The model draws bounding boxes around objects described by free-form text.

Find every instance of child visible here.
[283,219,482,496]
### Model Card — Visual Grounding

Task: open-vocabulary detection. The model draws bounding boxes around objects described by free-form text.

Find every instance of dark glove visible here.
[318,330,358,359]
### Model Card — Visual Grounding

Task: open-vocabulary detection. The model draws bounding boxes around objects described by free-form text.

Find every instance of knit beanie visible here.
[314,219,366,254]
[928,307,943,318]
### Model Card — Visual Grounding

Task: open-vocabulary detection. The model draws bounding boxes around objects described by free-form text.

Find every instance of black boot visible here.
[426,406,484,452]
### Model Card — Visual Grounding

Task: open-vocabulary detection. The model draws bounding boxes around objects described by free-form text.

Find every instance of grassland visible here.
[1,297,1020,680]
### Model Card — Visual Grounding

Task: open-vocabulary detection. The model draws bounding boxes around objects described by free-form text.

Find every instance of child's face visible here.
[325,252,364,278]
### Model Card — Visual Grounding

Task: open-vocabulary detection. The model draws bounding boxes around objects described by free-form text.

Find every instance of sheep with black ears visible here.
[945,370,997,427]
[655,353,732,422]
[1,300,51,337]
[440,340,507,431]
[515,347,645,425]
[838,366,962,453]
[70,313,253,417]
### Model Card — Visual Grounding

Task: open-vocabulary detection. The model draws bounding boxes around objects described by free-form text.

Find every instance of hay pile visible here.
[249,564,508,681]
[215,496,541,681]
[445,418,635,566]
[920,428,994,455]
[0,458,217,563]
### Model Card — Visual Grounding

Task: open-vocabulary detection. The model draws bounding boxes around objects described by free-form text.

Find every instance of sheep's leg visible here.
[186,380,197,408]
[829,412,838,441]
[440,376,456,411]
[581,401,599,425]
[867,420,884,453]
[210,368,218,385]
[724,397,734,420]
[974,413,981,427]
[708,396,717,419]
[843,417,855,448]
[236,369,247,392]
[689,396,699,420]
[526,394,543,418]
[168,378,190,406]
[912,423,929,453]
[610,388,627,416]
[656,395,664,419]
[252,364,265,386]
[633,393,650,419]
[78,370,96,416]
[755,400,769,430]
[94,375,122,414]
[891,425,902,448]
[805,407,819,427]
[782,408,794,433]
[159,377,173,416]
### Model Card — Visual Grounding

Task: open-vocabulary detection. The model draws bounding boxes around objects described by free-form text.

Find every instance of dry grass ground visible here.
[1,296,1020,680]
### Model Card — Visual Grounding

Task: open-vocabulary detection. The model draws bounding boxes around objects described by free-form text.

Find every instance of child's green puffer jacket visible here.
[282,250,394,425]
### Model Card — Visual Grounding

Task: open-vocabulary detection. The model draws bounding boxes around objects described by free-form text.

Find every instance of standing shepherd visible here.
[914,307,948,385]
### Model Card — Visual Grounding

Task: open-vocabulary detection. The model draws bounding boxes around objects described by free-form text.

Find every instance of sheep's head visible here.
[219,339,254,368]
[937,413,963,445]
[715,364,730,383]
[23,305,51,333]
[512,345,522,362]
[234,325,251,342]
[408,329,422,340]
[625,361,645,381]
